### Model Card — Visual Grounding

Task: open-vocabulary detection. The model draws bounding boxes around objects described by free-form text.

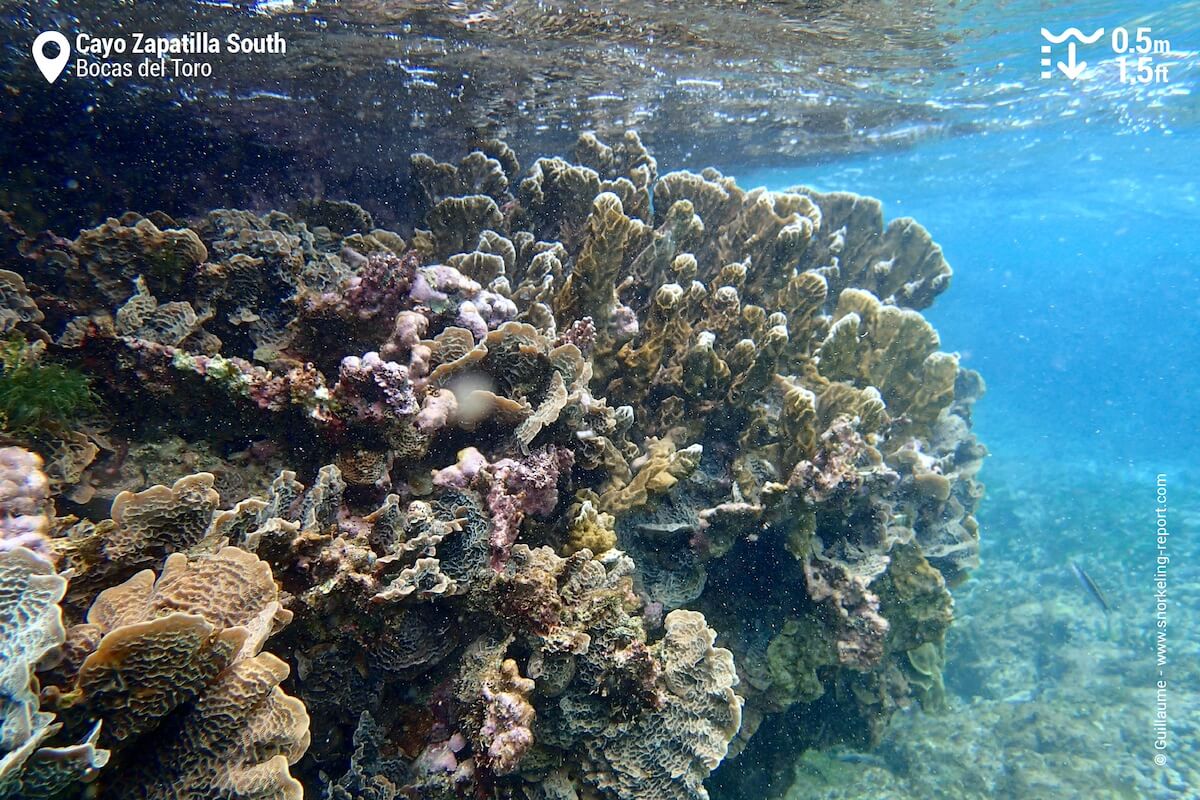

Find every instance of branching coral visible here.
[564,500,616,556]
[816,288,957,435]
[789,187,952,310]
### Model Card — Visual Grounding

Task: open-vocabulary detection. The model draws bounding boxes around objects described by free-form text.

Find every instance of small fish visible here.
[830,750,890,770]
[1002,689,1038,704]
[1070,560,1111,614]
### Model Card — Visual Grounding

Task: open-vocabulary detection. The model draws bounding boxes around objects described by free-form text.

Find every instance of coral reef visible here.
[62,549,307,799]
[0,132,984,799]
[772,463,1200,800]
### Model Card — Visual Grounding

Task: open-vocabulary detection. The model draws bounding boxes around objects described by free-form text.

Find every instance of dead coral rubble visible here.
[0,131,984,799]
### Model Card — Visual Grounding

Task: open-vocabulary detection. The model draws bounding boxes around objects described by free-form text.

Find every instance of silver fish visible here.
[830,750,890,770]
[1070,560,1111,614]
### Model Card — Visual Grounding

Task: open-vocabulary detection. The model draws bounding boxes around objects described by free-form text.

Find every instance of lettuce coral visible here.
[0,470,108,800]
[0,130,985,799]
[582,609,743,800]
[50,547,306,799]
[0,547,68,782]
[0,270,43,333]
[0,447,53,556]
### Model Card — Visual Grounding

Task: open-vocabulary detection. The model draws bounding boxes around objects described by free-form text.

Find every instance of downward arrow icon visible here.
[1058,42,1087,79]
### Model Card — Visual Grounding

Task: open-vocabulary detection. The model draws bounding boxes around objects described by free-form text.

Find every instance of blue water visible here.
[741,123,1200,484]
[735,28,1200,794]
[737,0,1200,487]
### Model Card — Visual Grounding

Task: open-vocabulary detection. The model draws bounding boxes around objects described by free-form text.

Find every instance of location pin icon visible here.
[32,31,70,84]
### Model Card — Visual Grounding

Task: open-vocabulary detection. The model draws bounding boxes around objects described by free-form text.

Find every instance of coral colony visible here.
[0,132,984,799]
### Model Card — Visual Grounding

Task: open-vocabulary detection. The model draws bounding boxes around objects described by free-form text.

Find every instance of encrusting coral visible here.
[0,131,985,799]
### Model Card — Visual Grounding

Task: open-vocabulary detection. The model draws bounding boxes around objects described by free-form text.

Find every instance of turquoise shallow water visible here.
[741,123,1200,481]
[732,31,1200,793]
[735,0,1200,483]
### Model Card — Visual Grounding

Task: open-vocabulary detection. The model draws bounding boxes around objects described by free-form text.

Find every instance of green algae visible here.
[0,336,95,435]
